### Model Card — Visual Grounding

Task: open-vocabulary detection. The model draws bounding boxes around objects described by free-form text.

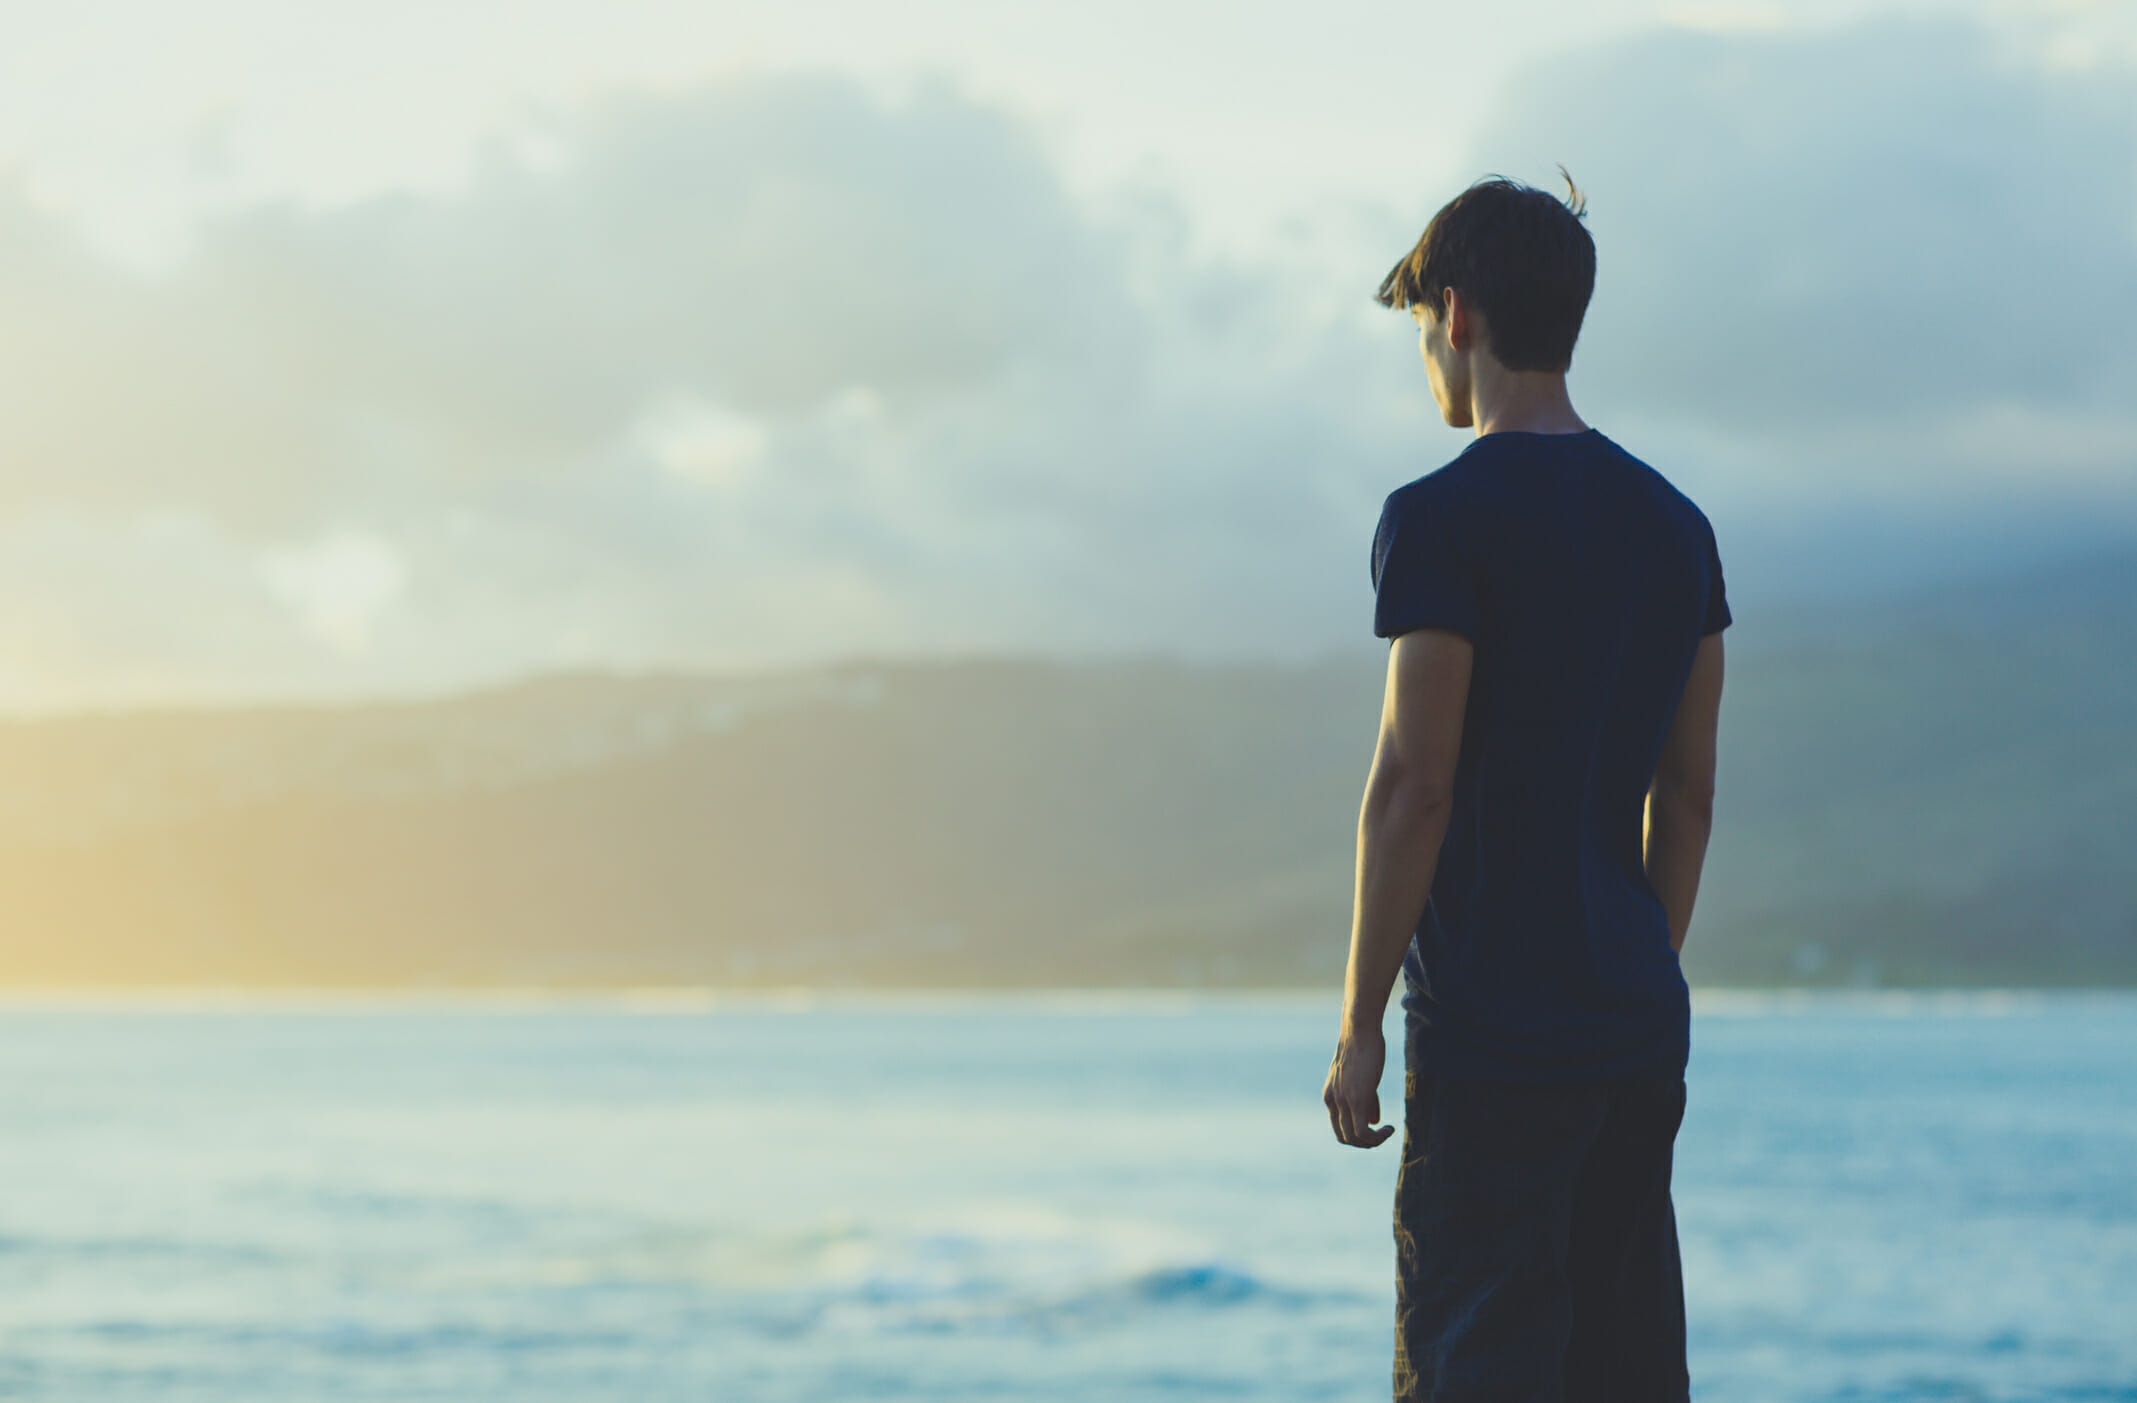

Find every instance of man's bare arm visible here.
[1323,627,1472,1148]
[1645,631,1725,954]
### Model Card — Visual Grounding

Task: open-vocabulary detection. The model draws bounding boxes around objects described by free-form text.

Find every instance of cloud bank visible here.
[1,16,2133,709]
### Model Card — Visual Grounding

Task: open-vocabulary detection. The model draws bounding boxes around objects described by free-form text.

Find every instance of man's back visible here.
[1370,427,1731,1083]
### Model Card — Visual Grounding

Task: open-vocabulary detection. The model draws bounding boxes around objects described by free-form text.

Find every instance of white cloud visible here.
[633,398,770,490]
[257,530,407,655]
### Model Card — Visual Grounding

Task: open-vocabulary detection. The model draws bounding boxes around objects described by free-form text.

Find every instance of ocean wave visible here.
[705,1209,1349,1339]
[797,1255,1334,1338]
[1031,1260,1332,1321]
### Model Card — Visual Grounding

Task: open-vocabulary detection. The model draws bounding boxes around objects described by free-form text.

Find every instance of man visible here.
[1321,172,1729,1402]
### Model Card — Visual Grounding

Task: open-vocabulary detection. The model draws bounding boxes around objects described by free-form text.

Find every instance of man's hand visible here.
[1323,1023,1395,1147]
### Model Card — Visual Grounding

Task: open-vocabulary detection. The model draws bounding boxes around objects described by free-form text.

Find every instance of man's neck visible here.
[1465,368,1588,438]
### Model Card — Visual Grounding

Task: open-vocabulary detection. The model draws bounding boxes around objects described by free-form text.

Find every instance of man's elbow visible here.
[1375,764,1456,823]
[1650,772,1716,826]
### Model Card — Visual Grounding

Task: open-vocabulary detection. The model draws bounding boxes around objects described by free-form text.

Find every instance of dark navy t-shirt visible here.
[1369,428,1731,1084]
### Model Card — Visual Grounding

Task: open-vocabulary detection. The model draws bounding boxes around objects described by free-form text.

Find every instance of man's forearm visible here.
[1342,769,1453,1033]
[1644,786,1713,953]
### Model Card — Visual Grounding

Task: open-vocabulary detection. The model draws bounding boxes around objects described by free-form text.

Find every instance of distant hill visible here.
[1,549,2132,988]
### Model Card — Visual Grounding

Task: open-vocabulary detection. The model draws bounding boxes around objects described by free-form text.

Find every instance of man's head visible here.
[1375,171,1596,423]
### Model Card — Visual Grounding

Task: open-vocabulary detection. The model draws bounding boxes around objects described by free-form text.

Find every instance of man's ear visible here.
[1442,286,1469,352]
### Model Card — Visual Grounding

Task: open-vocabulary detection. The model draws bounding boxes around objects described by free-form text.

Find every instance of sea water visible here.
[0,991,2131,1401]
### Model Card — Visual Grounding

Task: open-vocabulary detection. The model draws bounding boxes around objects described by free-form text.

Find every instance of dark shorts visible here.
[1393,1044,1690,1402]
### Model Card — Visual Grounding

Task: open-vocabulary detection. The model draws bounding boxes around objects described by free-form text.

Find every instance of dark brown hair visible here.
[1374,167,1596,372]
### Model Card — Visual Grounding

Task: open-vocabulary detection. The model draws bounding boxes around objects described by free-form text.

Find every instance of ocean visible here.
[0,991,2131,1401]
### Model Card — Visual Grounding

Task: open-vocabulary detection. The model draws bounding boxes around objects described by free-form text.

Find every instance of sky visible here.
[0,0,2133,712]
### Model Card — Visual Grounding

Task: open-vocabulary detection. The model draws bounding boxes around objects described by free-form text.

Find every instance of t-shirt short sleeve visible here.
[1701,516,1732,635]
[1370,486,1481,642]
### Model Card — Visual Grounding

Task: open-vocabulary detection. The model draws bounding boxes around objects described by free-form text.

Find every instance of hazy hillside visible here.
[1692,548,2137,984]
[1,549,2132,988]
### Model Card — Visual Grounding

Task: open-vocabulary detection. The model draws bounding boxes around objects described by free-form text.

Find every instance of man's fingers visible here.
[1324,1047,1393,1148]
[1336,1092,1394,1149]
[1346,1097,1377,1147]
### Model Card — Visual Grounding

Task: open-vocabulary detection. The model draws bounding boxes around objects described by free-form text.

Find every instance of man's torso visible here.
[1370,428,1731,1084]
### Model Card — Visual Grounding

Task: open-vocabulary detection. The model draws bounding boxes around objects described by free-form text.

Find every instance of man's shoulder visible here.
[1380,454,1486,518]
[1592,435,1718,535]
